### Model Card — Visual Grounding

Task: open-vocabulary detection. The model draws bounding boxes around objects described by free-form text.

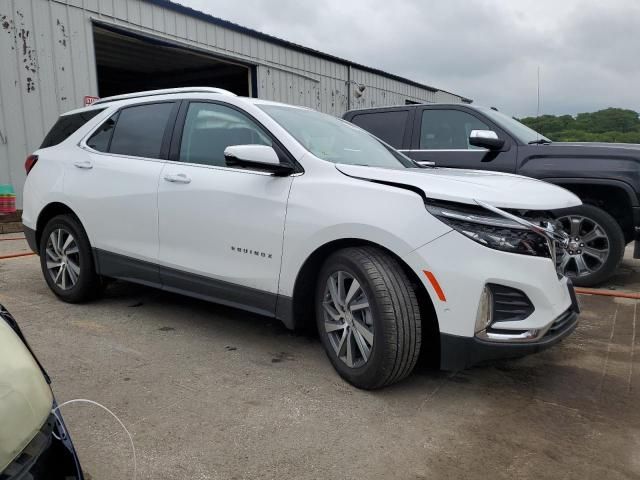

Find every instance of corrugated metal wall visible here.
[0,0,467,207]
[0,0,99,206]
[350,68,437,109]
[257,62,349,115]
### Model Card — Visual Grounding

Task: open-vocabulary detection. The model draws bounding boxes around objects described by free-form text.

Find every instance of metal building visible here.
[0,0,471,207]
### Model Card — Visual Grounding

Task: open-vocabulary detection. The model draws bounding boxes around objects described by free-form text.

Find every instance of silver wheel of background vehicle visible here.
[556,214,609,278]
[45,228,81,290]
[322,271,374,368]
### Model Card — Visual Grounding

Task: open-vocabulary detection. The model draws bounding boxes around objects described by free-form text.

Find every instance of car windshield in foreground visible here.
[258,104,416,169]
[475,106,552,145]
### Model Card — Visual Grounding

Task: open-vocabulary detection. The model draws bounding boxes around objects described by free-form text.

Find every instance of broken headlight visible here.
[425,201,552,258]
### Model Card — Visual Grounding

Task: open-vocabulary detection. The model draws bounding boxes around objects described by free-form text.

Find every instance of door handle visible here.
[163,173,191,184]
[73,160,93,169]
[419,161,436,167]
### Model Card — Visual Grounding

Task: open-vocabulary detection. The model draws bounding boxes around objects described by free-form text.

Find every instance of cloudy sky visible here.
[175,0,639,118]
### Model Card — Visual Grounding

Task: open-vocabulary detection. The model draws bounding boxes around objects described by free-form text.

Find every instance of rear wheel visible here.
[39,215,100,302]
[315,247,422,389]
[555,204,625,287]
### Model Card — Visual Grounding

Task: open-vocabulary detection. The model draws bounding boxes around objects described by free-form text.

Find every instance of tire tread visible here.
[39,214,100,303]
[318,246,422,389]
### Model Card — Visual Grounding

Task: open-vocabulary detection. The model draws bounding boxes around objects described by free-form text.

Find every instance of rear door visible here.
[67,101,178,281]
[348,108,414,149]
[157,100,293,316]
[402,106,517,173]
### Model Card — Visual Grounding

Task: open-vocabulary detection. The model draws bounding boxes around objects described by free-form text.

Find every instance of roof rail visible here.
[92,87,236,105]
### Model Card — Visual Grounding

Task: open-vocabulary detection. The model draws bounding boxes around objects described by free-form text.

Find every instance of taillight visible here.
[25,154,38,175]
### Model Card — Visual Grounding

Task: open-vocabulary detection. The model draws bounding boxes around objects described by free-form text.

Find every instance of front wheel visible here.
[315,247,422,389]
[555,204,625,287]
[39,214,100,302]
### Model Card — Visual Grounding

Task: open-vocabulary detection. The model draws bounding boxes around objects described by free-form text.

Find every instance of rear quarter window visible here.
[40,109,105,148]
[86,113,119,153]
[350,110,409,149]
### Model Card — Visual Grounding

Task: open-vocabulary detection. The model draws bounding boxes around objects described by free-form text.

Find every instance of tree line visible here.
[517,108,640,143]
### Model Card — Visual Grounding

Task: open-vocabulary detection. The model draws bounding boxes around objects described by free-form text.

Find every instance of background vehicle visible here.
[23,88,579,389]
[0,304,83,479]
[343,104,640,286]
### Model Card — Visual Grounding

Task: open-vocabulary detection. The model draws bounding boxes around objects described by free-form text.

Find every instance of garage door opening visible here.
[93,25,252,98]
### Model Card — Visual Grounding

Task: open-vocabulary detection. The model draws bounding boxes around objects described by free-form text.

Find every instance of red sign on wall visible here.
[84,95,100,106]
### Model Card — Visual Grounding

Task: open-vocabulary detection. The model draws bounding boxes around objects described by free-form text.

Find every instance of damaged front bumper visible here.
[440,281,580,371]
[439,307,578,371]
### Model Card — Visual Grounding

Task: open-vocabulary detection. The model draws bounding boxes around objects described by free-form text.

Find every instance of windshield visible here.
[475,106,551,144]
[258,104,415,169]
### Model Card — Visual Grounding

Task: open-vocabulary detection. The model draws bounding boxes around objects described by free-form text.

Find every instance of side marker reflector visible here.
[423,270,446,302]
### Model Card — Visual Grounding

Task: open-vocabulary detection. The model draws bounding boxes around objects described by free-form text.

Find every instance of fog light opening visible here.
[475,285,493,334]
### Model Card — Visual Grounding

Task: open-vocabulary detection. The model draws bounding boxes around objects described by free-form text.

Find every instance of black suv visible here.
[343,104,640,286]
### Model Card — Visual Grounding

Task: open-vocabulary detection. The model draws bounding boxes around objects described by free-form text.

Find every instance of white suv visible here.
[22,87,580,389]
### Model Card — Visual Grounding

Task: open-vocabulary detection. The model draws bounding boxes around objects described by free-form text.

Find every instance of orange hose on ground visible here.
[0,252,36,260]
[0,237,26,241]
[575,288,640,300]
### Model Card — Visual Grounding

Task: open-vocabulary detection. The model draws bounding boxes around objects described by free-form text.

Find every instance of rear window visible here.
[108,103,175,159]
[350,110,408,148]
[40,109,105,148]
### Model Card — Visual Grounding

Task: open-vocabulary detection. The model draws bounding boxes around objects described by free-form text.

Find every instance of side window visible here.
[420,109,490,150]
[350,110,408,148]
[86,113,118,152]
[108,103,175,159]
[40,108,105,148]
[179,102,272,167]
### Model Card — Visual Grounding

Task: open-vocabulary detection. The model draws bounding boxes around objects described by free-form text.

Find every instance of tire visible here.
[315,246,422,389]
[555,204,625,287]
[39,214,100,303]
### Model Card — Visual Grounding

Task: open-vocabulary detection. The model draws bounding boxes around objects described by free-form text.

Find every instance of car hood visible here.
[551,141,640,151]
[531,142,640,159]
[335,164,581,210]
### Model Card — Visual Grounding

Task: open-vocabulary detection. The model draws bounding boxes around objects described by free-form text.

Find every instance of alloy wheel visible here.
[321,271,374,368]
[45,228,81,290]
[556,214,610,278]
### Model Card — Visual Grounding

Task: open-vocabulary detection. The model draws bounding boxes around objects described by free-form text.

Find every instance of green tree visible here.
[518,108,640,143]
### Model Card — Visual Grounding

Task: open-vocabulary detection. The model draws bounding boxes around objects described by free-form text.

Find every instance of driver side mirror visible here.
[224,145,294,176]
[469,130,505,150]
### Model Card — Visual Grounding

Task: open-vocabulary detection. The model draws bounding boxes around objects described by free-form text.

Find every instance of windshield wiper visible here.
[528,139,552,145]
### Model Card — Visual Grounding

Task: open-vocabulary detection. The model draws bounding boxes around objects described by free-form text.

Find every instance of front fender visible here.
[540,177,639,207]
[277,174,451,297]
[518,147,640,206]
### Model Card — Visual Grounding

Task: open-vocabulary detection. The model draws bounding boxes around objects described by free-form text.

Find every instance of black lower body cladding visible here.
[439,309,578,371]
[23,225,37,253]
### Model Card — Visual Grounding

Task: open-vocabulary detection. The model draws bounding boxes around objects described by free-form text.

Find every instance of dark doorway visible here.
[93,25,251,98]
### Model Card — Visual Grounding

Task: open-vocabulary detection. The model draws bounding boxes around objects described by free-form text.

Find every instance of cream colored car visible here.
[0,304,82,479]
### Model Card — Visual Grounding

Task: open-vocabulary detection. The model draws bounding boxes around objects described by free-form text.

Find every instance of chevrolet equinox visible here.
[22,88,580,389]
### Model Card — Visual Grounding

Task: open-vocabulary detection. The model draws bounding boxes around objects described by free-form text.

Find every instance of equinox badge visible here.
[231,246,273,259]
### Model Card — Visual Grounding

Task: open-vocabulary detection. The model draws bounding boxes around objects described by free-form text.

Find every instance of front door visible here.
[402,106,517,173]
[157,101,293,316]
